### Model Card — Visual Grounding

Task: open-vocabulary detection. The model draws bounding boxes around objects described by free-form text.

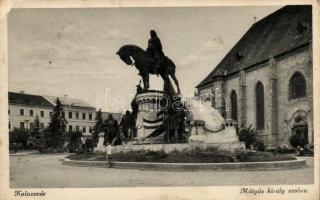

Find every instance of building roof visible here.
[43,95,95,109]
[9,92,54,108]
[196,5,312,88]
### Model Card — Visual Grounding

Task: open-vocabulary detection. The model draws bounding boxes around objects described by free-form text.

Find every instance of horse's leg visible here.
[170,72,181,94]
[142,74,149,91]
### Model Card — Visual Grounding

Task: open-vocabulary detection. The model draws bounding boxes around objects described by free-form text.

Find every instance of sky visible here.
[8,6,281,112]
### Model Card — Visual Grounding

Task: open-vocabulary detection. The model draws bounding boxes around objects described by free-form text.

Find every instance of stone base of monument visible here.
[188,119,244,150]
[134,90,165,143]
[111,119,244,153]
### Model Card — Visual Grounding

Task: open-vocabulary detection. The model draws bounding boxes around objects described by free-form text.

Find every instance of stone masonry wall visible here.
[225,76,240,120]
[276,46,313,146]
[197,45,313,147]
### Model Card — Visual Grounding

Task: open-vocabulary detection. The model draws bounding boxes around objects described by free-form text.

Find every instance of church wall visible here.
[225,76,240,120]
[198,83,213,100]
[275,46,313,146]
[196,46,313,148]
[243,63,272,145]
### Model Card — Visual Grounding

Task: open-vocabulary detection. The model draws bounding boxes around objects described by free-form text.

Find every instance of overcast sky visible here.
[8,6,281,112]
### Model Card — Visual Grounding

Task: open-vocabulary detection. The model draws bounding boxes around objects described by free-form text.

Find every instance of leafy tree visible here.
[92,109,104,147]
[44,98,67,149]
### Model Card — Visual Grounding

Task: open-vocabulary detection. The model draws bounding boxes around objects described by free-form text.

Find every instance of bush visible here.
[253,140,265,151]
[289,134,308,148]
[85,138,93,151]
[9,128,30,149]
[237,125,266,151]
[40,128,66,152]
[238,125,256,147]
[270,145,296,154]
[67,131,83,153]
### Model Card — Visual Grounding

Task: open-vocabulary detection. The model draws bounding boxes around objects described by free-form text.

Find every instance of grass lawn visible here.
[67,149,296,163]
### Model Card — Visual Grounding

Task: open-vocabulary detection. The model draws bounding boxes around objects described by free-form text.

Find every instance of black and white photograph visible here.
[0,1,319,200]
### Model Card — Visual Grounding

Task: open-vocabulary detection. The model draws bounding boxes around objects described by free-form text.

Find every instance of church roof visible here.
[196,5,312,88]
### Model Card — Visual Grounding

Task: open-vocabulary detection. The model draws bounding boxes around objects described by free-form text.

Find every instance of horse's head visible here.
[116,45,133,66]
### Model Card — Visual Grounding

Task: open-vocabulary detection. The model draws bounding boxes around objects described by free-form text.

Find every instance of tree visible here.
[31,115,40,137]
[92,109,104,147]
[44,98,67,149]
[9,128,29,149]
[27,115,44,149]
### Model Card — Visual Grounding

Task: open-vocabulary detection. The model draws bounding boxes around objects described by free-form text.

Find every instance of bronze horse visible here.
[116,44,181,94]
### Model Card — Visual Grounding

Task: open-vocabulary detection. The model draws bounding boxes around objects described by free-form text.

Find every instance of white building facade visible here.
[9,92,96,139]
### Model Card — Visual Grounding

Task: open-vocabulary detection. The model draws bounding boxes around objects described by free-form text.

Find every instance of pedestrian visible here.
[106,143,113,168]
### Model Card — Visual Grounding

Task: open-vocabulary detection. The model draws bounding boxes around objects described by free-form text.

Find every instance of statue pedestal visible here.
[135,90,165,142]
[188,119,244,151]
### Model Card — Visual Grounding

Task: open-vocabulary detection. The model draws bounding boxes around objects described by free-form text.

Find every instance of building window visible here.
[256,82,265,130]
[20,109,24,116]
[40,111,44,117]
[230,90,238,122]
[82,126,86,133]
[76,112,79,119]
[9,121,11,130]
[76,126,80,131]
[82,113,86,120]
[69,125,73,131]
[89,126,93,133]
[69,112,72,119]
[30,110,34,116]
[89,113,93,120]
[289,72,307,99]
[8,109,10,115]
[20,122,25,130]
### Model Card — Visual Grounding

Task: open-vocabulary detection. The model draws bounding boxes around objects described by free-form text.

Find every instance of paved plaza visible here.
[9,154,314,188]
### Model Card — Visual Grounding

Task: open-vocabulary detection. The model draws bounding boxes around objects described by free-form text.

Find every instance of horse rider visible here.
[146,30,164,76]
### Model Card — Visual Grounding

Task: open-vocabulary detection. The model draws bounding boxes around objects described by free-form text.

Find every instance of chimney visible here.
[63,94,68,105]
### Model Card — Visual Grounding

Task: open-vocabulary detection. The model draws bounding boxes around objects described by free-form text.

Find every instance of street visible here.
[10,154,314,188]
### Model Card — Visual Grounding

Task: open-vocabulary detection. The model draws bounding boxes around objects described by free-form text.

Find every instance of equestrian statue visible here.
[116,30,181,94]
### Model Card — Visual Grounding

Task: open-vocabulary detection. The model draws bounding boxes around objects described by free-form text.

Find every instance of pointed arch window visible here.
[256,82,264,130]
[289,72,306,99]
[230,90,238,122]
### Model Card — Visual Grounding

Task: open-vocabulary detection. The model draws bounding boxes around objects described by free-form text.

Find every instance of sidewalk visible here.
[9,150,39,156]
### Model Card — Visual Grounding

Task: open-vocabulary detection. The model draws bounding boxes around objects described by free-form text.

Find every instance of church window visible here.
[256,82,265,130]
[289,72,307,99]
[230,90,238,122]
